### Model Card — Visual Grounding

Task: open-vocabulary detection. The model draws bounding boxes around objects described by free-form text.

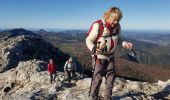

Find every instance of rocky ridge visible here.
[0,60,169,100]
[0,29,67,72]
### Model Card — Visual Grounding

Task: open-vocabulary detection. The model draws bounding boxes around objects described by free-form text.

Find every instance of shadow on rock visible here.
[29,89,57,100]
[55,81,76,92]
[151,85,170,99]
[112,91,147,100]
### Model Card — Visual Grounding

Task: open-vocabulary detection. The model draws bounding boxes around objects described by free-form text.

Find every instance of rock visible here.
[46,93,57,100]
[3,86,11,93]
[36,62,48,72]
[0,29,64,72]
[14,59,49,83]
[0,68,170,100]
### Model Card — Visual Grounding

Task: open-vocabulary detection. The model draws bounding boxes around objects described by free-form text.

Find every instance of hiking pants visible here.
[90,57,115,100]
[66,70,73,82]
[50,72,57,84]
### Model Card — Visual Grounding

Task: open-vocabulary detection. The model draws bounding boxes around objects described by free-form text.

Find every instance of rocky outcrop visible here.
[0,59,65,100]
[0,60,169,100]
[0,29,67,72]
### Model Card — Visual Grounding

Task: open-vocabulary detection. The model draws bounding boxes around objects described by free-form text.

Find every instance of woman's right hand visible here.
[96,48,102,54]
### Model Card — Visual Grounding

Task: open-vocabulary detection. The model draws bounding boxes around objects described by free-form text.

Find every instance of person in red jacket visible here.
[48,59,57,84]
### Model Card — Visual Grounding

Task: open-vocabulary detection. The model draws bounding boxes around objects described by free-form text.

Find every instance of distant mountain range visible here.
[35,29,170,67]
[123,32,170,46]
[35,29,170,45]
[1,29,170,71]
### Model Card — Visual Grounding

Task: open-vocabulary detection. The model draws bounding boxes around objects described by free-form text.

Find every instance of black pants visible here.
[50,72,57,84]
[65,70,74,82]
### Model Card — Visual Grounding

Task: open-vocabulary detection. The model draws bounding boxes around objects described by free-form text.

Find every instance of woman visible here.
[86,7,133,100]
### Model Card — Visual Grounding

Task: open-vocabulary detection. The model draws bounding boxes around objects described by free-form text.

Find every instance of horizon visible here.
[0,0,170,30]
[1,28,170,34]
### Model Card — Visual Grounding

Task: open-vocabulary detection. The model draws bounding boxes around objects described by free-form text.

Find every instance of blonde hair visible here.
[103,7,123,21]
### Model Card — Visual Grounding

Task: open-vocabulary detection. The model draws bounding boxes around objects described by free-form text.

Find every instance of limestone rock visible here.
[0,29,63,72]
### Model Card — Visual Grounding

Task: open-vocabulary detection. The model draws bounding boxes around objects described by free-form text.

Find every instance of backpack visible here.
[66,61,74,71]
[86,20,104,44]
[86,20,120,44]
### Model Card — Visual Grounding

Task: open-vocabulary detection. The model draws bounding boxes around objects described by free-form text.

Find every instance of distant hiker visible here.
[48,59,57,84]
[86,7,133,100]
[64,57,76,83]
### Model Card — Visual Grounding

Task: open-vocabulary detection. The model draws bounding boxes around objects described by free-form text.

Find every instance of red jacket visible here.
[48,63,56,73]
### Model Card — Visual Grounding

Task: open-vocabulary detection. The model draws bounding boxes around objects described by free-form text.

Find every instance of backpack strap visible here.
[94,20,104,44]
[86,20,104,44]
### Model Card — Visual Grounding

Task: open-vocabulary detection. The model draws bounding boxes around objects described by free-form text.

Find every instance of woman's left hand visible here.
[123,42,133,49]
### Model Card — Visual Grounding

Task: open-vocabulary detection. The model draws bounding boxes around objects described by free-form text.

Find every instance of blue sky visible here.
[0,0,170,30]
